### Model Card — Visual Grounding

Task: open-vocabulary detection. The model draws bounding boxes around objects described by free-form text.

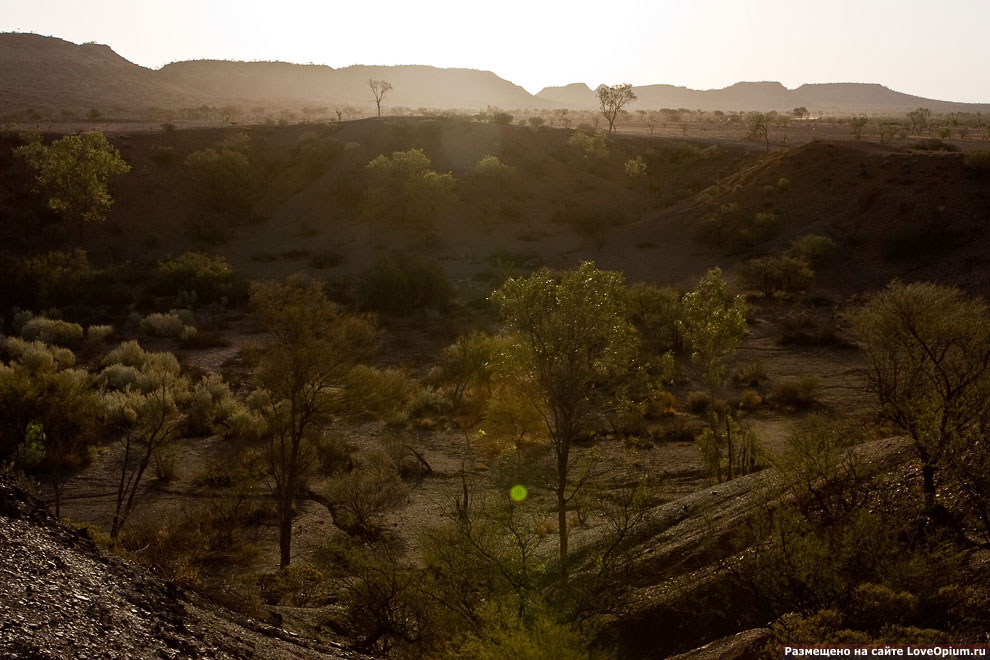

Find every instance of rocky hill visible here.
[537,79,990,114]
[0,475,371,660]
[3,33,989,119]
[0,33,548,116]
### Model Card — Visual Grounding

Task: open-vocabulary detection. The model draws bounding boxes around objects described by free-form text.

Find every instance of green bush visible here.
[442,606,614,660]
[0,249,93,311]
[624,282,684,352]
[340,365,415,420]
[567,129,607,160]
[184,146,253,212]
[624,156,648,178]
[155,252,234,302]
[364,148,457,226]
[0,339,99,469]
[139,311,194,338]
[744,255,814,298]
[788,234,837,266]
[408,386,454,421]
[357,253,452,315]
[697,206,781,253]
[687,390,712,415]
[20,316,84,348]
[778,313,841,346]
[655,141,704,164]
[183,373,242,436]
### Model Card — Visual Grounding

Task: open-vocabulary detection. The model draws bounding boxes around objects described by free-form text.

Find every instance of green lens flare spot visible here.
[510,485,528,502]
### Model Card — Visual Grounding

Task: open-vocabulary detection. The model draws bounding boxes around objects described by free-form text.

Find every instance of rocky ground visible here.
[0,475,371,660]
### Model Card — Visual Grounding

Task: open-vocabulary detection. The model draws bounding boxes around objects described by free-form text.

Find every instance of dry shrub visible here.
[964,150,990,174]
[687,390,712,415]
[738,389,763,411]
[325,450,408,535]
[480,387,545,455]
[778,313,840,346]
[120,498,265,584]
[771,376,819,410]
[732,361,768,387]
[152,446,179,482]
[258,565,331,607]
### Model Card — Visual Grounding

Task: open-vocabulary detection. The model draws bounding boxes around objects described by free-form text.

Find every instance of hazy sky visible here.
[3,0,989,102]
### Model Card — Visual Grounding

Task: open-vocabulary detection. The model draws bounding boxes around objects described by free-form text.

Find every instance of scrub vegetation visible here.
[3,110,990,659]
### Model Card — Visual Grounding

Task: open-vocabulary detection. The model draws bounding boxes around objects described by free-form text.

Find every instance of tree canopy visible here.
[854,281,990,515]
[678,267,748,394]
[251,274,378,567]
[492,261,638,584]
[596,83,637,134]
[365,148,456,226]
[14,132,130,234]
[368,79,393,117]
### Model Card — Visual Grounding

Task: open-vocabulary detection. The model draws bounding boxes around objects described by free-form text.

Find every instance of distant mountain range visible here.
[2,33,988,117]
[535,81,990,114]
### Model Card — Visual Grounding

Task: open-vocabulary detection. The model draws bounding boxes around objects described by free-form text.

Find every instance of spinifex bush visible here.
[154,252,234,303]
[139,311,195,338]
[19,316,84,348]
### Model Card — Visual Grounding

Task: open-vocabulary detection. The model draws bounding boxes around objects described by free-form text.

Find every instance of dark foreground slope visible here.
[0,476,371,660]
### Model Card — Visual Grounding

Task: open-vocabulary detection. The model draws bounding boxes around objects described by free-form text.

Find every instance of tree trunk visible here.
[110,435,133,542]
[557,451,569,587]
[279,444,299,568]
[725,414,734,481]
[922,462,936,510]
[279,498,293,568]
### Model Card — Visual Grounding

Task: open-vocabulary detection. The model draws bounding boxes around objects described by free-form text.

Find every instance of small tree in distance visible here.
[747,112,776,153]
[850,115,869,141]
[596,83,637,134]
[369,79,393,117]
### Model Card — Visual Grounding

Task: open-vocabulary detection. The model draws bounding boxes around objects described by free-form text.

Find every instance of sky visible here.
[3,0,989,103]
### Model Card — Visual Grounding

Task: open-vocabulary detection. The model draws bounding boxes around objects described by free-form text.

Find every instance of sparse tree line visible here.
[6,93,990,149]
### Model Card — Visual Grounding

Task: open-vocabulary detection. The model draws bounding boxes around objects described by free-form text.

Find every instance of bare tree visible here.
[747,112,777,152]
[369,79,393,118]
[596,83,637,134]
